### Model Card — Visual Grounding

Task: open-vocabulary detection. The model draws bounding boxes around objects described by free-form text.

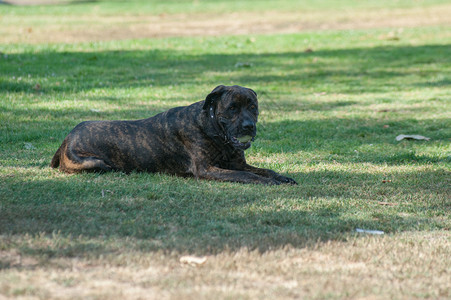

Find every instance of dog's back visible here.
[50,102,203,174]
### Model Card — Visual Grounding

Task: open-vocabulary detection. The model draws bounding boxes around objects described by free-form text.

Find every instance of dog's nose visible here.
[242,120,255,132]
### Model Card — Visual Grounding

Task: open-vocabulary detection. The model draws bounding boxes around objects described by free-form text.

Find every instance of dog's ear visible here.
[203,85,227,110]
[248,88,257,98]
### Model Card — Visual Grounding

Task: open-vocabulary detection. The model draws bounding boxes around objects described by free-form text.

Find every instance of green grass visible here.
[0,0,450,299]
[1,26,449,251]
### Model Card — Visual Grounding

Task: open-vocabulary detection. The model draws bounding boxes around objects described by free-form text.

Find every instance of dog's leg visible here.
[58,145,113,173]
[196,166,281,185]
[60,156,113,173]
[242,164,298,185]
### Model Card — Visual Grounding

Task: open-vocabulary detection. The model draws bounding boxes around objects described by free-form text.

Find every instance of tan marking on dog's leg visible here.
[59,150,111,173]
[59,150,84,173]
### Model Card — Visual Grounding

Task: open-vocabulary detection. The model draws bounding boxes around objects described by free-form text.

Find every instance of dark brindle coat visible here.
[51,85,297,185]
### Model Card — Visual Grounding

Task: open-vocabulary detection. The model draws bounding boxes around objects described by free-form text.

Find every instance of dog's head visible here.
[203,85,258,150]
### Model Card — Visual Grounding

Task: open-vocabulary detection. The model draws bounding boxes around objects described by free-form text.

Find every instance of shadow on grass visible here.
[255,119,450,163]
[0,165,449,258]
[0,44,449,95]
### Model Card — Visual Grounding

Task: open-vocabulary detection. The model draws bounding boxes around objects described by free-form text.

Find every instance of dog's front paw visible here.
[275,174,298,185]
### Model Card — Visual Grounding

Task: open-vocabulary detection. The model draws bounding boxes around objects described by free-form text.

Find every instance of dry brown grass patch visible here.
[1,4,451,44]
[1,232,449,299]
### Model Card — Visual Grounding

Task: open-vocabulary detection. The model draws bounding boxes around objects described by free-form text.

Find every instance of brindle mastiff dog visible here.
[51,85,297,185]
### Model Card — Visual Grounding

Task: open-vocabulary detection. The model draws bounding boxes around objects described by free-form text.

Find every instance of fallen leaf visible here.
[180,255,207,266]
[382,180,392,183]
[33,83,41,91]
[356,228,384,235]
[383,125,390,128]
[395,134,430,142]
[304,48,313,53]
[378,201,398,206]
[24,142,36,150]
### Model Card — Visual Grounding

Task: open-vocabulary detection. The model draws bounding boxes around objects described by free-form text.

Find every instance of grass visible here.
[0,0,450,299]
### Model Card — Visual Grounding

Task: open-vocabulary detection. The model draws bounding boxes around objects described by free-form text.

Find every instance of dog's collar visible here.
[209,107,228,142]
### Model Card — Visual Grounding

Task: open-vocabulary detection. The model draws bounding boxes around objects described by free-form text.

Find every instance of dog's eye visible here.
[249,105,257,110]
[229,105,236,111]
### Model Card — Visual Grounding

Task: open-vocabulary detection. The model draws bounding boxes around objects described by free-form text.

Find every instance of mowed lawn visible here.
[0,0,450,299]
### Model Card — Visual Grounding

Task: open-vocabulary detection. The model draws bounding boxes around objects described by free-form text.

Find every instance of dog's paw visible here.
[275,175,298,185]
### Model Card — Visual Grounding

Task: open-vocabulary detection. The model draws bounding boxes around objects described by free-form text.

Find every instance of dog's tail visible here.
[50,139,66,168]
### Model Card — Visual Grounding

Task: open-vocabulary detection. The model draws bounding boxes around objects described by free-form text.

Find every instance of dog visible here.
[51,85,297,185]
